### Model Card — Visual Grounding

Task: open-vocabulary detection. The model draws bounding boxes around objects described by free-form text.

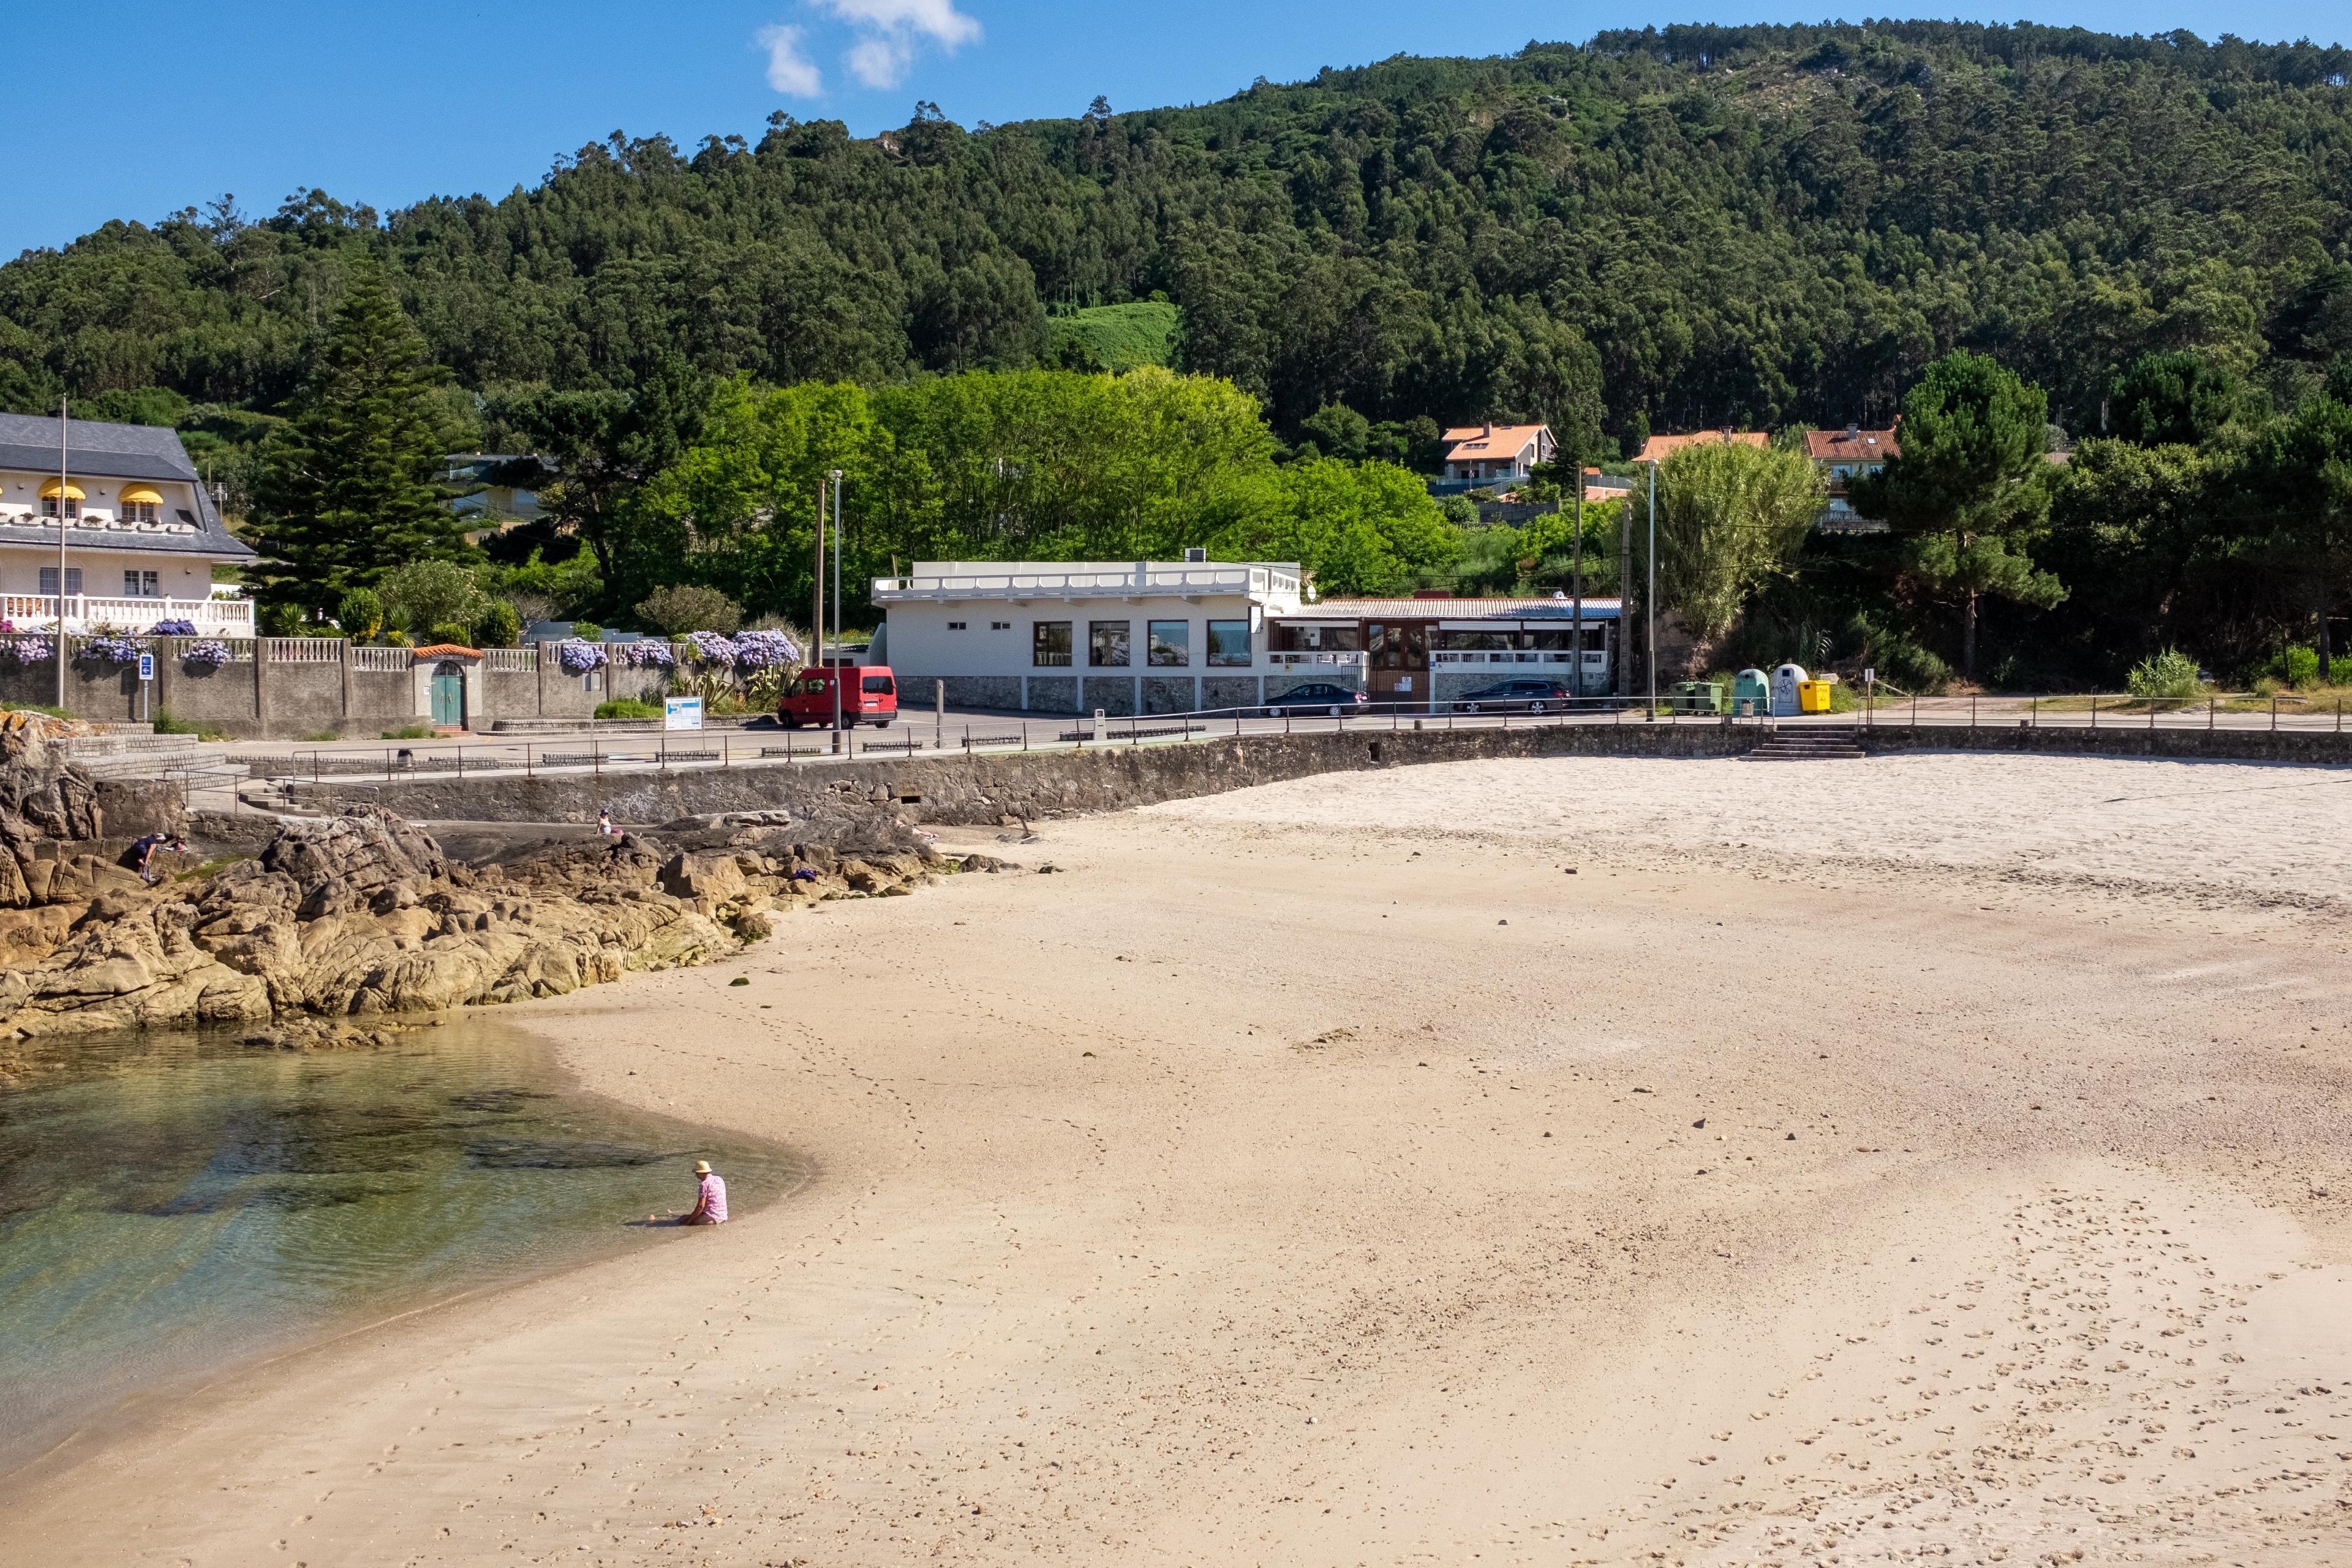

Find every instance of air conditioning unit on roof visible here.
[1183,547,1207,563]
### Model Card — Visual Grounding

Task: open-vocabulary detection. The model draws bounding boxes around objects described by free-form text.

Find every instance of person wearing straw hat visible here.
[673,1159,728,1226]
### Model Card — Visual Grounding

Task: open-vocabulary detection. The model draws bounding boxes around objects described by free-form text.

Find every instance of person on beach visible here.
[597,807,615,837]
[677,1159,728,1226]
[129,833,187,885]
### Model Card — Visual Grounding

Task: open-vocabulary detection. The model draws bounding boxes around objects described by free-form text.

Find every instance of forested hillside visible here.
[4,20,2349,450]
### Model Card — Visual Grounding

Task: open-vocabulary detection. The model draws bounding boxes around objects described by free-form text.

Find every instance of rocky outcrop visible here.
[1,711,115,907]
[0,805,996,1039]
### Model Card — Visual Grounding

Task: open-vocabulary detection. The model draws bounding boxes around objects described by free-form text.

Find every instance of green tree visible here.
[1650,442,1825,643]
[1850,352,2065,679]
[1299,404,1371,462]
[246,267,469,614]
[379,559,490,637]
[635,583,743,635]
[474,599,522,648]
[2046,439,2225,666]
[2108,352,2245,448]
[2248,394,2352,669]
[334,586,385,640]
[490,353,708,605]
[1205,459,1458,597]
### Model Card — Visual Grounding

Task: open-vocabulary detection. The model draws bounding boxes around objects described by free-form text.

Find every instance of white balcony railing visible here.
[1268,650,1366,668]
[1,594,254,634]
[1431,649,1605,667]
[873,562,1299,603]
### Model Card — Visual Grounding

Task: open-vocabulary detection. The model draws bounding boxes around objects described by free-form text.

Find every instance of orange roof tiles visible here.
[1634,431,1770,463]
[1442,424,1551,462]
[1804,426,1901,462]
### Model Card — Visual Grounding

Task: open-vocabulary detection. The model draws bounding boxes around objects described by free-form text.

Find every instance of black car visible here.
[1452,679,1574,714]
[1262,682,1370,717]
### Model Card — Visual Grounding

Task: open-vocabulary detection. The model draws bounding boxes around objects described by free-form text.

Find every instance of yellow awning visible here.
[119,485,164,505]
[39,478,86,500]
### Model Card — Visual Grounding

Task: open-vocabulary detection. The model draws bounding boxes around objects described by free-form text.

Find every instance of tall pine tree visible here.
[249,266,468,617]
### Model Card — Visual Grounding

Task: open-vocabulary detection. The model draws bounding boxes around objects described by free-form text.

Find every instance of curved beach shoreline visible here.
[5,753,2349,1567]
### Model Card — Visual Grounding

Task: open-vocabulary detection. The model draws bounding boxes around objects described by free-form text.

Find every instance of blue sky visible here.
[0,0,2339,260]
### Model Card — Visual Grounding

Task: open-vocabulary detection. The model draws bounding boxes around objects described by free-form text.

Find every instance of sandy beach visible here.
[6,751,2350,1567]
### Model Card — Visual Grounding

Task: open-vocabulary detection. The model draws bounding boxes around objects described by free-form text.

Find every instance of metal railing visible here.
[216,687,2352,810]
[1854,691,2352,731]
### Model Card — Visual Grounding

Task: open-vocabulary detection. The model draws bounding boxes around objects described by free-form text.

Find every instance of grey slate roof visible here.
[0,413,254,559]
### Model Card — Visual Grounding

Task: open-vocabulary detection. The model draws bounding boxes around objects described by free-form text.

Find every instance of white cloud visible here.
[756,23,823,96]
[813,0,981,89]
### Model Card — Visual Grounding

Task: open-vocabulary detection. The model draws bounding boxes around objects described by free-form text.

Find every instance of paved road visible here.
[152,692,2351,818]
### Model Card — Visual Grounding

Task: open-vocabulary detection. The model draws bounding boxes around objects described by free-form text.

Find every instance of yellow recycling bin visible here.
[1797,679,1833,713]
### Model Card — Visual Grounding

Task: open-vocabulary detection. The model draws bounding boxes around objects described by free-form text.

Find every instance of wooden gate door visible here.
[430,665,465,726]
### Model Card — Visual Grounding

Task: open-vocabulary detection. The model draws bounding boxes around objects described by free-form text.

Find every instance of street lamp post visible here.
[1645,458,1657,718]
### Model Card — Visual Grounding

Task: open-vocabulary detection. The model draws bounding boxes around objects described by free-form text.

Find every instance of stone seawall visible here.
[281,719,2352,829]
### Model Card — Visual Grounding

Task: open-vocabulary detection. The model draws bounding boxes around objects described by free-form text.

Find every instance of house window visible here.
[124,570,160,597]
[1088,620,1131,667]
[40,496,80,521]
[123,500,160,525]
[38,567,83,596]
[990,620,1010,631]
[1206,619,1253,667]
[1032,621,1072,667]
[1147,620,1189,666]
[946,621,967,631]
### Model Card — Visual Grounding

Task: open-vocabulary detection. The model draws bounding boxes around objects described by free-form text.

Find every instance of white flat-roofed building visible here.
[0,413,257,635]
[870,559,1308,715]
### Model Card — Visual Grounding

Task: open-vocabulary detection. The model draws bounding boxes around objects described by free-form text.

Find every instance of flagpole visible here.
[56,398,69,709]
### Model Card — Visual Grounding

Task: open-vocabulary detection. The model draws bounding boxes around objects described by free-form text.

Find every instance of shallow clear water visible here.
[0,1020,799,1471]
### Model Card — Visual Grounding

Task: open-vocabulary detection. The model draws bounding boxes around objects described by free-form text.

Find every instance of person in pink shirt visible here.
[677,1159,728,1225]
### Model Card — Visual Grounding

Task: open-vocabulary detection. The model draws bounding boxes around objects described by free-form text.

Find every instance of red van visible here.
[777,665,897,729]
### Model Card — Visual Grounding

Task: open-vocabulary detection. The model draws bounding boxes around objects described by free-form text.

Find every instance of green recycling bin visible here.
[1732,668,1771,717]
[1667,680,1725,715]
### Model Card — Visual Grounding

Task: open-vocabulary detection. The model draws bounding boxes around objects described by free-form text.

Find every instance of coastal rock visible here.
[658,850,748,903]
[0,803,927,1038]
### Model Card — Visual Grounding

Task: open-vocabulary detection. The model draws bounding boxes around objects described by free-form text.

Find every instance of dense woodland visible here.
[4,21,2352,687]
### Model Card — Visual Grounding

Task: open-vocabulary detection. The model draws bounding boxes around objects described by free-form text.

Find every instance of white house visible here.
[0,413,255,634]
[1439,423,1555,487]
[872,559,1305,715]
[873,560,1624,714]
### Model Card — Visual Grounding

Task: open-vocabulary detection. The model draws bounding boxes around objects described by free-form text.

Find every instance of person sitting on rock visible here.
[129,833,187,885]
[678,1159,728,1226]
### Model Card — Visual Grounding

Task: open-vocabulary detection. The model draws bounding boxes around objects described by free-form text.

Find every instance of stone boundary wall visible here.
[1856,723,2352,765]
[283,718,2352,830]
[0,643,671,737]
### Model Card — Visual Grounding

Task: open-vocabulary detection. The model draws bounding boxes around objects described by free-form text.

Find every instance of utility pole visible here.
[1617,470,1633,698]
[830,469,844,747]
[1645,458,1658,717]
[1571,461,1585,698]
[812,479,826,677]
[56,398,69,710]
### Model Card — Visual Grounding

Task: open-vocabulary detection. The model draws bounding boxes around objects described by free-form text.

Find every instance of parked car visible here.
[1451,679,1575,715]
[1262,682,1370,717]
[778,665,897,728]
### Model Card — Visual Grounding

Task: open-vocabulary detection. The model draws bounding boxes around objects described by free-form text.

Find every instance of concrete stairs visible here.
[1746,725,1867,761]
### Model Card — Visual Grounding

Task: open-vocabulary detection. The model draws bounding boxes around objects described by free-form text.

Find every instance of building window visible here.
[38,567,83,597]
[40,496,80,521]
[1088,620,1131,667]
[1032,621,1072,667]
[124,570,160,598]
[1147,620,1190,666]
[123,500,160,525]
[990,620,1010,631]
[1206,619,1252,667]
[946,621,967,631]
